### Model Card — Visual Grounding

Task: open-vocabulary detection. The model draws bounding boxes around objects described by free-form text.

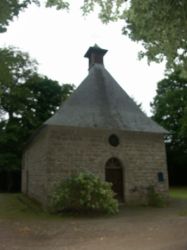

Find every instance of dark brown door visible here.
[105,158,124,202]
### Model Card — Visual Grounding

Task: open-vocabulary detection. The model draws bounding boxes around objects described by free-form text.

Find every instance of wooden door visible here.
[105,158,124,202]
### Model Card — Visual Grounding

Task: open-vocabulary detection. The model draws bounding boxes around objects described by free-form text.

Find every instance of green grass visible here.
[0,193,58,220]
[0,188,187,220]
[169,187,187,216]
[169,187,187,200]
[0,193,115,220]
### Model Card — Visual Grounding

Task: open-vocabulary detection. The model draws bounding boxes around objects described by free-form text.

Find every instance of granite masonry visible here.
[22,45,169,206]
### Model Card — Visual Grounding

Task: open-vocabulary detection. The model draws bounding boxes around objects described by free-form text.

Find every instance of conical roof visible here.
[45,47,166,133]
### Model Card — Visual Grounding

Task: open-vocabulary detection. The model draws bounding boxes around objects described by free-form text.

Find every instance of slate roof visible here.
[45,59,167,133]
[84,45,107,58]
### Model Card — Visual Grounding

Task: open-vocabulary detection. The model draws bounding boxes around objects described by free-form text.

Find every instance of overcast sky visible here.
[0,2,166,115]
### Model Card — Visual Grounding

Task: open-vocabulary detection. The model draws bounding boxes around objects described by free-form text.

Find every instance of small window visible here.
[158,172,164,182]
[108,134,119,147]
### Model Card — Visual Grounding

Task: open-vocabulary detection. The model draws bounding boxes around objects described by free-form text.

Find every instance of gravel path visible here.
[0,199,187,250]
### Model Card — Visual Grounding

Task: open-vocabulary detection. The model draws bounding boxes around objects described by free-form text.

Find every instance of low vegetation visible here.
[0,193,48,219]
[170,187,187,200]
[49,172,119,215]
[146,186,167,208]
[0,187,187,219]
[170,187,187,216]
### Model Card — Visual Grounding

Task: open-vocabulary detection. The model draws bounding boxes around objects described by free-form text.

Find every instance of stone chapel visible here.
[22,45,169,205]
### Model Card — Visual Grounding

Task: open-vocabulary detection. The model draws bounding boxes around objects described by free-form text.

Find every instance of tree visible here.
[81,0,187,72]
[21,74,63,129]
[0,74,62,169]
[0,0,69,33]
[61,83,75,102]
[0,46,38,191]
[122,1,187,72]
[151,71,187,185]
[0,47,38,120]
[0,47,75,190]
[2,0,186,72]
[0,0,31,32]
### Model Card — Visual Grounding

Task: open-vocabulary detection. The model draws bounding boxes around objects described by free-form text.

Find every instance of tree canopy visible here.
[0,0,36,33]
[0,0,69,33]
[123,0,187,72]
[0,47,38,119]
[81,0,187,72]
[151,71,187,185]
[0,74,63,172]
[151,71,187,150]
[0,47,75,174]
[1,0,186,71]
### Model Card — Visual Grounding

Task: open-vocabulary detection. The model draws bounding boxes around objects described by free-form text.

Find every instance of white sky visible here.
[0,2,166,115]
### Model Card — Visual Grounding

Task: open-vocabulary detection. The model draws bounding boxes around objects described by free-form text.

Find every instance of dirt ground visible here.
[0,199,187,250]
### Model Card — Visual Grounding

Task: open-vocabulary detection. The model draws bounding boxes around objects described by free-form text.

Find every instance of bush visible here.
[147,186,166,207]
[49,172,119,215]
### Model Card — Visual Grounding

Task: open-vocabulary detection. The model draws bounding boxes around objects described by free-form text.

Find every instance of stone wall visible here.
[22,126,49,205]
[45,125,169,205]
[22,125,169,205]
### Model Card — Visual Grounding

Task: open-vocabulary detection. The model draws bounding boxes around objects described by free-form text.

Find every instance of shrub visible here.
[49,172,119,215]
[147,186,166,207]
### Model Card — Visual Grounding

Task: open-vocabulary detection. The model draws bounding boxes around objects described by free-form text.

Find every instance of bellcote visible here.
[84,44,108,70]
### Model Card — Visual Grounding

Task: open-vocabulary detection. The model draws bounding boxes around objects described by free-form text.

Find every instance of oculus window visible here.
[108,134,119,147]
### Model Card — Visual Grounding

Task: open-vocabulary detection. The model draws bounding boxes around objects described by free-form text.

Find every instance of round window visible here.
[108,134,119,147]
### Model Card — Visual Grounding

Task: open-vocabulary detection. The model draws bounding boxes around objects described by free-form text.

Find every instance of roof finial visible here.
[84,45,108,70]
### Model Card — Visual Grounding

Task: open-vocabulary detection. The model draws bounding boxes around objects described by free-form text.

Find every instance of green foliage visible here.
[1,1,187,71]
[147,186,166,208]
[0,47,37,171]
[46,0,69,10]
[0,75,62,170]
[151,71,187,185]
[122,1,187,71]
[0,193,51,219]
[170,187,187,200]
[22,74,63,125]
[151,71,187,150]
[50,172,119,215]
[61,83,75,103]
[81,0,127,23]
[0,47,38,119]
[80,0,187,72]
[41,0,187,72]
[169,187,187,216]
[0,0,68,33]
[0,47,75,172]
[0,0,35,33]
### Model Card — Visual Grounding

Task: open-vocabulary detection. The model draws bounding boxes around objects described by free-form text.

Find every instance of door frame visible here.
[105,157,124,202]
